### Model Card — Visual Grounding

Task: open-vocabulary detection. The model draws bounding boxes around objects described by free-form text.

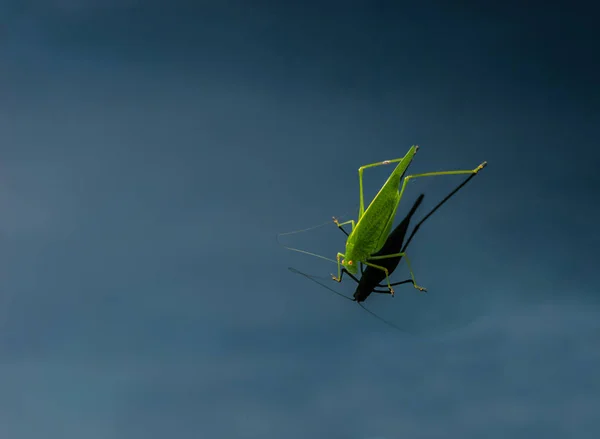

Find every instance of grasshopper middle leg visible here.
[367,251,427,293]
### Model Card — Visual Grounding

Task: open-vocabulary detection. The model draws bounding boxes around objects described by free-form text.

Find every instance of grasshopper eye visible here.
[348,260,353,265]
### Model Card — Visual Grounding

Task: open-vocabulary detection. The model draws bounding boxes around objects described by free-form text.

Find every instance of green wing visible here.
[357,145,418,255]
[373,146,417,250]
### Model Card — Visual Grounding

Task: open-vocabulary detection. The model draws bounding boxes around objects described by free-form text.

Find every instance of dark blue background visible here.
[1,1,599,438]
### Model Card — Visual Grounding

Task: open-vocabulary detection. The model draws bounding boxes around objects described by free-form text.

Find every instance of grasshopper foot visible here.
[475,161,487,173]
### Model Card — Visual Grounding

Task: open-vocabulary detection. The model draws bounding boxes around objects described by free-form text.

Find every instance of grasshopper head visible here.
[342,258,359,275]
[342,243,359,275]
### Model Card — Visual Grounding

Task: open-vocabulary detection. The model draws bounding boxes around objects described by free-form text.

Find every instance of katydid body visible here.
[333,146,486,295]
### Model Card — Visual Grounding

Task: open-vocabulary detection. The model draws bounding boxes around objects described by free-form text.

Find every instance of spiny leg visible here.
[375,171,484,289]
[401,171,481,255]
[397,161,487,206]
[368,252,427,292]
[373,164,487,290]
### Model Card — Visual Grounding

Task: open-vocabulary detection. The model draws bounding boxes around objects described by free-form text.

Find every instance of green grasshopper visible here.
[331,145,486,295]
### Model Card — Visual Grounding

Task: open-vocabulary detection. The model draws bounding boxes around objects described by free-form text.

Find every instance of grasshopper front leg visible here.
[333,217,355,233]
[331,252,346,282]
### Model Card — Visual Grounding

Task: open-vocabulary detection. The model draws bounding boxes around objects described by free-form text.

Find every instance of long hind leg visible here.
[397,162,487,205]
[374,170,485,289]
[367,162,487,291]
